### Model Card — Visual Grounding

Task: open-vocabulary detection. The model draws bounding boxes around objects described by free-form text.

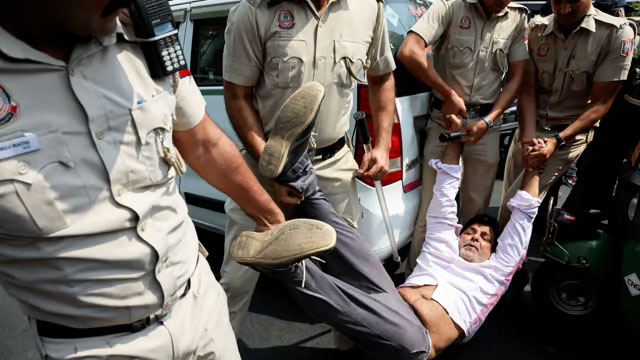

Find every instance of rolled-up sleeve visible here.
[409,0,452,47]
[493,190,541,266]
[223,2,264,86]
[367,11,396,76]
[507,12,529,63]
[173,73,207,131]
[594,24,635,82]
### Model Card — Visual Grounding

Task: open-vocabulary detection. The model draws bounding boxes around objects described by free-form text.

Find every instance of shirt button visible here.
[116,187,125,197]
[282,50,288,57]
[162,117,169,126]
[95,130,105,140]
[140,222,147,232]
[16,161,29,175]
[69,68,75,76]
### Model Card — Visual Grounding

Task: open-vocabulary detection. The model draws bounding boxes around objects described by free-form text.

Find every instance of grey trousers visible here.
[269,152,430,360]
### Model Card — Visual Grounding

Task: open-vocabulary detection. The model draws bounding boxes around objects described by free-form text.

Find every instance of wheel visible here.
[531,260,601,336]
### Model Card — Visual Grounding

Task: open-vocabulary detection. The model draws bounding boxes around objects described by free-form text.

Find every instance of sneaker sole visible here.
[259,82,325,179]
[231,219,336,268]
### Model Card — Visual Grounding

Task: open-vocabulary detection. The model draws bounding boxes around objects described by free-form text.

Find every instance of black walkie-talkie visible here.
[128,0,187,78]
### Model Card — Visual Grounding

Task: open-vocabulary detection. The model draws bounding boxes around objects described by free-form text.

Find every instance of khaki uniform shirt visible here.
[528,6,635,122]
[223,0,395,148]
[411,0,529,105]
[0,24,205,327]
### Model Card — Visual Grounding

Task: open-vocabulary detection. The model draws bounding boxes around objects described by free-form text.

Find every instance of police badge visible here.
[459,16,471,29]
[0,85,18,129]
[278,9,295,29]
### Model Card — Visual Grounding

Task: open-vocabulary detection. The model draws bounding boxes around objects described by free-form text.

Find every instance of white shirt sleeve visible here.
[492,190,541,267]
[421,159,463,257]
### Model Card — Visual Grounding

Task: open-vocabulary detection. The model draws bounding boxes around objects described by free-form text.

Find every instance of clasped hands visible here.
[445,114,552,172]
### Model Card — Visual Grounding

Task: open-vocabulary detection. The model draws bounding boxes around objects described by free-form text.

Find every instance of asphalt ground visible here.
[0,181,636,360]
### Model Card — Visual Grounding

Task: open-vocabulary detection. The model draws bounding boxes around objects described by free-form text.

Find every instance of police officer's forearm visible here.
[367,72,395,151]
[517,68,538,142]
[486,60,526,123]
[223,81,267,161]
[398,33,450,97]
[174,115,284,228]
[558,80,623,142]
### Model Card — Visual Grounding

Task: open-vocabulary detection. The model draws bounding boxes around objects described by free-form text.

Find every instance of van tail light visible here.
[354,83,403,187]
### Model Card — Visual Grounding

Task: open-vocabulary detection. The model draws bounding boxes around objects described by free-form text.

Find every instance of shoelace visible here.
[309,130,318,149]
[299,256,326,288]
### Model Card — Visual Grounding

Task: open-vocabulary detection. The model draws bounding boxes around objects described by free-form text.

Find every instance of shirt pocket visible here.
[447,36,475,69]
[536,61,555,90]
[491,37,511,73]
[0,130,88,236]
[131,91,176,184]
[565,68,591,95]
[265,39,307,89]
[334,40,369,88]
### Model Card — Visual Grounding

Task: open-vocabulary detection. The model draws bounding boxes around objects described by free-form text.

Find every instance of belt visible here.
[537,117,574,132]
[310,135,346,161]
[36,279,191,339]
[431,97,493,119]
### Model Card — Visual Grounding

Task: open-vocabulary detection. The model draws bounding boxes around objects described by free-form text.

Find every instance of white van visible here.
[169,0,516,262]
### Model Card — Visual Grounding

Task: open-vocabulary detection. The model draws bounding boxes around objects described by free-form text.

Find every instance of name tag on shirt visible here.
[0,133,40,160]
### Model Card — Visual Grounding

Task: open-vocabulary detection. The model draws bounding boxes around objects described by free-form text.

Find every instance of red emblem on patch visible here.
[459,16,471,29]
[524,27,529,41]
[0,85,18,128]
[277,9,295,29]
[621,38,634,56]
[536,43,549,57]
[178,69,192,78]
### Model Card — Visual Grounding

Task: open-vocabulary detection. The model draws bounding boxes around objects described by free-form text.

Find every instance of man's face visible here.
[482,0,512,15]
[551,0,592,29]
[458,224,494,263]
[30,0,129,37]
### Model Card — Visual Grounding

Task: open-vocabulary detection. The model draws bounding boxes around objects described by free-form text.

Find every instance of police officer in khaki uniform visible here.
[398,0,529,274]
[0,1,302,358]
[220,0,396,333]
[498,0,635,227]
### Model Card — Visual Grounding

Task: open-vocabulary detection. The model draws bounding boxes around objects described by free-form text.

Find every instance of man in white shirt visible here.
[235,105,545,359]
[398,115,545,358]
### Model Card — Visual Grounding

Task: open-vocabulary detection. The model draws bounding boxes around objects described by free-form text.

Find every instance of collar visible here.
[0,26,65,66]
[543,4,597,36]
[465,0,509,18]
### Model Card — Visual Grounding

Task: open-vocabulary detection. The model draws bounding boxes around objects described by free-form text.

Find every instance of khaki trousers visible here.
[31,254,240,360]
[219,144,359,333]
[407,109,500,275]
[497,128,590,229]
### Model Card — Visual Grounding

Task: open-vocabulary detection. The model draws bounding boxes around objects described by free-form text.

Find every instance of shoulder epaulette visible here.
[247,0,264,8]
[593,7,628,29]
[507,2,529,14]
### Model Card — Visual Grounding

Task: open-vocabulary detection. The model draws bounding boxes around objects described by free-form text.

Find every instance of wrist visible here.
[441,87,454,99]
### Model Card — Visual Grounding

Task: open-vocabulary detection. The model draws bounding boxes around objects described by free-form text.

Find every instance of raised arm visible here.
[493,139,544,266]
[421,116,464,253]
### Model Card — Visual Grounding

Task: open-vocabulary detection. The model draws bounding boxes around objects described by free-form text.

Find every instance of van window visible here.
[190,18,227,86]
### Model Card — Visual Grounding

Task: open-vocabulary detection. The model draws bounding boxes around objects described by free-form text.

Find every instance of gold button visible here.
[95,130,105,140]
[116,187,125,197]
[162,117,169,126]
[282,50,288,57]
[140,222,147,232]
[16,161,29,175]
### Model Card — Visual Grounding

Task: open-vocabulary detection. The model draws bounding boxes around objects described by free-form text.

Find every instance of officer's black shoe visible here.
[258,82,325,179]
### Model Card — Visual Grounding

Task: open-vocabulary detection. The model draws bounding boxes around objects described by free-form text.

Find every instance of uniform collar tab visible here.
[580,5,597,32]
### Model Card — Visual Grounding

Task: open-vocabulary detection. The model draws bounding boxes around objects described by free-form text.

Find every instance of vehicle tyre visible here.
[531,260,601,337]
